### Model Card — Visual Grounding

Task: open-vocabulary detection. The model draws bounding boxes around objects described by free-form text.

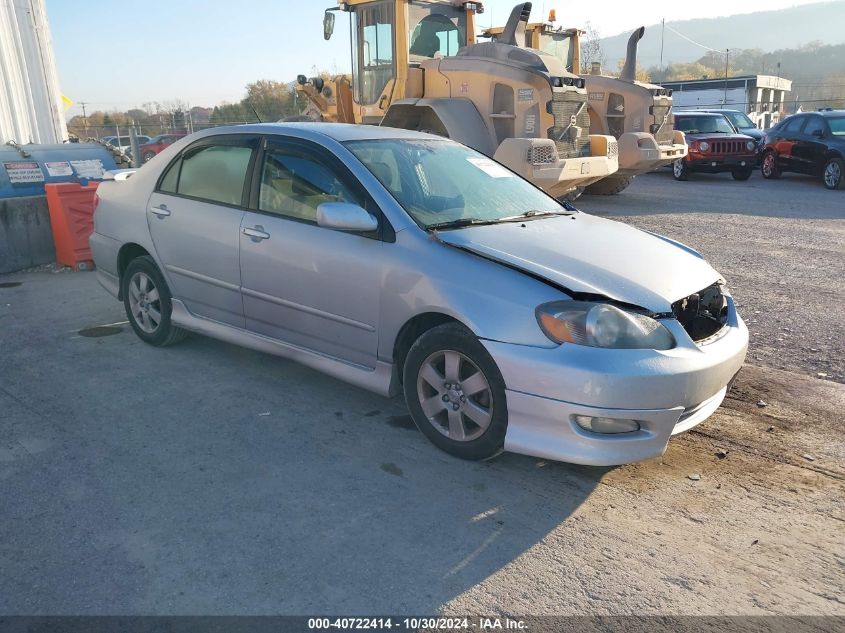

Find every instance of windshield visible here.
[345,139,564,228]
[537,32,575,72]
[675,115,735,134]
[828,116,845,135]
[408,3,467,62]
[724,111,755,129]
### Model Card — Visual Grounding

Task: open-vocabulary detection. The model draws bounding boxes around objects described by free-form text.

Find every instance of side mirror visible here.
[323,10,335,40]
[316,202,378,232]
[812,128,824,138]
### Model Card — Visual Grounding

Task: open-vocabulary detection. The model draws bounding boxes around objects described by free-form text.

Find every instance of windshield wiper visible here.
[426,218,502,231]
[498,208,575,222]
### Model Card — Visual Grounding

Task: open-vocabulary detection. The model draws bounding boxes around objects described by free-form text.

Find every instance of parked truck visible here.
[481,21,687,194]
[294,1,619,200]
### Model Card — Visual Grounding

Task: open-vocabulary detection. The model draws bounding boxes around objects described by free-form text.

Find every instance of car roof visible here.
[190,122,440,143]
[816,109,845,117]
[675,112,726,117]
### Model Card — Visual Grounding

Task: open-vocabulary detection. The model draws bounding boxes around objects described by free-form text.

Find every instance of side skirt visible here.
[170,300,397,397]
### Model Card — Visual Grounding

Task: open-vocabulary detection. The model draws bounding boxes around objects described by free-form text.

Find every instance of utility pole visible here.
[723,49,730,106]
[659,18,665,74]
[80,101,89,138]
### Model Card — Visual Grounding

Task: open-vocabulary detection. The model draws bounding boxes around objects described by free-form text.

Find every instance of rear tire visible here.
[761,151,781,179]
[558,186,585,203]
[584,174,635,195]
[142,151,156,163]
[403,323,507,461]
[122,256,188,347]
[732,167,753,181]
[822,157,844,190]
[672,159,689,181]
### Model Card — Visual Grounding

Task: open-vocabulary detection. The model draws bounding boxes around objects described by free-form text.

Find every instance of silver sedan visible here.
[90,123,748,466]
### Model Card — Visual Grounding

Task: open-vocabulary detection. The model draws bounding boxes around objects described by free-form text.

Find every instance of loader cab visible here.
[333,0,481,122]
[480,23,581,73]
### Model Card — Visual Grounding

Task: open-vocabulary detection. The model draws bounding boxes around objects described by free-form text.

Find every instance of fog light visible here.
[573,415,641,434]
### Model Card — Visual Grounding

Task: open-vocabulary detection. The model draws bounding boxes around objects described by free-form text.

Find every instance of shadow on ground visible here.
[1,276,602,613]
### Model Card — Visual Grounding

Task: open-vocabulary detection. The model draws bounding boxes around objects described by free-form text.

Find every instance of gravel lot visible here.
[578,169,845,383]
[1,172,843,617]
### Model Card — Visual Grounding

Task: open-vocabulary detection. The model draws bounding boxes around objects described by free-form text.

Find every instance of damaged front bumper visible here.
[481,298,749,466]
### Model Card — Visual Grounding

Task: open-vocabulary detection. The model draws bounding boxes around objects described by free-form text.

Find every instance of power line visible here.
[663,24,724,55]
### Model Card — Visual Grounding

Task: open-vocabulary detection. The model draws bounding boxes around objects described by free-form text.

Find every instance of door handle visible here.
[150,205,171,217]
[242,226,270,241]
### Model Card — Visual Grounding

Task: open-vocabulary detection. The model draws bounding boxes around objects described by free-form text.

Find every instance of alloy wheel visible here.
[416,350,493,442]
[128,271,161,334]
[825,161,841,189]
[762,154,775,176]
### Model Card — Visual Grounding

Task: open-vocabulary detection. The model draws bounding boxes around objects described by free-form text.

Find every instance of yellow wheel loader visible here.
[481,21,688,194]
[295,1,619,199]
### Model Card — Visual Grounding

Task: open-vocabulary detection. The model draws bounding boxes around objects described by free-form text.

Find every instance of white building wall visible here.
[672,87,747,111]
[0,0,67,144]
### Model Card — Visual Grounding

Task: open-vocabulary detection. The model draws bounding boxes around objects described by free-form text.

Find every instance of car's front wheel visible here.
[403,323,507,461]
[672,159,689,181]
[732,166,753,181]
[122,256,187,346]
[142,151,156,163]
[761,151,781,179]
[822,157,844,190]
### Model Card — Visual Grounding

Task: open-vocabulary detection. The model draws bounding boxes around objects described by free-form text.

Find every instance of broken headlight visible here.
[536,301,676,350]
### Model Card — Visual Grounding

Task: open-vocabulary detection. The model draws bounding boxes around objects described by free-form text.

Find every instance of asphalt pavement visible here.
[1,171,843,616]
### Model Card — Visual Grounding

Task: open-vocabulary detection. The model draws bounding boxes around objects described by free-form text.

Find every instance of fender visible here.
[381,98,496,156]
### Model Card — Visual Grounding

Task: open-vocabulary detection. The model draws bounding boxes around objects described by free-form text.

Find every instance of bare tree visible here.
[580,21,606,74]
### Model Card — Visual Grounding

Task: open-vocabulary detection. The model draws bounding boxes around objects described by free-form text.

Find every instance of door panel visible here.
[239,139,383,367]
[239,213,382,367]
[146,137,257,327]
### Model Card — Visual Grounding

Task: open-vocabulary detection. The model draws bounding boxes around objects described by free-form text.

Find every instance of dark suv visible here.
[672,113,758,181]
[761,110,845,190]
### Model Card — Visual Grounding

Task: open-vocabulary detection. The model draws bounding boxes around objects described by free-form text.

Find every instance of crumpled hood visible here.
[436,213,721,312]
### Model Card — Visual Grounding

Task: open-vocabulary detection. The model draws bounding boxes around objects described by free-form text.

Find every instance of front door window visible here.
[352,1,395,105]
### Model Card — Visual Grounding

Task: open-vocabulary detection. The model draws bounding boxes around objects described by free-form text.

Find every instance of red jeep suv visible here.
[672,112,757,181]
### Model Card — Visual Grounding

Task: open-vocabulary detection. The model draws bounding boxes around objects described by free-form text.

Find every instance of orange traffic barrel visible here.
[45,182,100,271]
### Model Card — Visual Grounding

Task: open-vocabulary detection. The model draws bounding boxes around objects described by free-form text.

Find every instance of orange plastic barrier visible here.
[45,182,100,271]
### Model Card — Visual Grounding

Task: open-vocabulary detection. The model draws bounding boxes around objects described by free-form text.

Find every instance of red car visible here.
[139,132,187,163]
[672,113,758,181]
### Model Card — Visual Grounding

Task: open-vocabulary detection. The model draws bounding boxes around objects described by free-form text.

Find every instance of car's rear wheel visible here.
[122,256,187,347]
[672,159,689,181]
[822,157,844,190]
[142,151,156,163]
[403,323,507,461]
[732,166,753,181]
[761,151,781,179]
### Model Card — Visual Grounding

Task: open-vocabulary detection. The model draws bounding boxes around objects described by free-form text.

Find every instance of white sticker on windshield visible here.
[466,157,514,178]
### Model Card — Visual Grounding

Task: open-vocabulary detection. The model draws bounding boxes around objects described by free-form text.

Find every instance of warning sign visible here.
[3,161,45,184]
[45,161,73,177]
[69,159,106,179]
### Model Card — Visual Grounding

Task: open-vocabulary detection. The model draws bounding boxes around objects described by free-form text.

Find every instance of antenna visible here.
[248,104,263,123]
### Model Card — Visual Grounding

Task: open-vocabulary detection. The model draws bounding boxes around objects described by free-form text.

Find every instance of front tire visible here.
[672,159,689,181]
[403,324,507,461]
[732,166,753,181]
[584,174,635,195]
[122,256,187,347]
[823,157,844,190]
[761,151,781,179]
[142,151,156,163]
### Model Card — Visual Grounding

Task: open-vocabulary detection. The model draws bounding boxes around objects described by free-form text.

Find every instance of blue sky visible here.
[48,0,822,118]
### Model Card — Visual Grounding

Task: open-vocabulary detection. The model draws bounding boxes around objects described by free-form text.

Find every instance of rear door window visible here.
[159,139,256,206]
